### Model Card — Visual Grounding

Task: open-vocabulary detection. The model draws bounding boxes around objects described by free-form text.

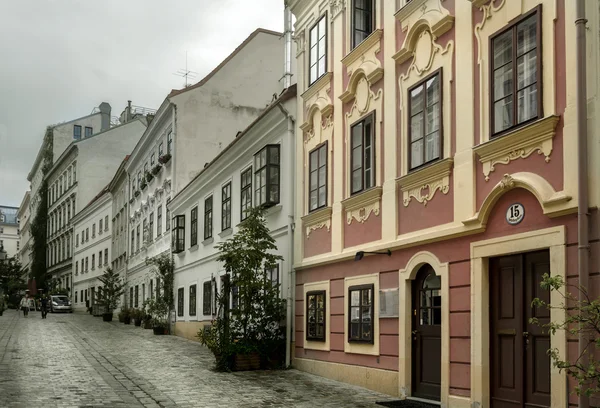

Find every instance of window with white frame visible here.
[222,182,231,231]
[240,167,252,221]
[309,15,327,85]
[350,113,375,194]
[254,145,280,207]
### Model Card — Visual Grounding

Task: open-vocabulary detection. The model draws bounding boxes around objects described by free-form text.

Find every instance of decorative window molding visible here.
[340,29,383,104]
[397,157,453,206]
[469,0,491,8]
[302,206,332,238]
[473,115,559,181]
[341,186,382,225]
[330,0,346,20]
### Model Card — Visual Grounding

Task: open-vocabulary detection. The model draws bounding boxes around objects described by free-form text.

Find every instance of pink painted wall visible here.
[344,212,382,248]
[304,226,332,258]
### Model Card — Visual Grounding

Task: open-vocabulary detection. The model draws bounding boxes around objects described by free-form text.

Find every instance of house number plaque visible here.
[506,203,525,225]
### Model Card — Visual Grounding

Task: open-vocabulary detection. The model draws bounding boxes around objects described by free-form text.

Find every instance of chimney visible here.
[99,102,111,131]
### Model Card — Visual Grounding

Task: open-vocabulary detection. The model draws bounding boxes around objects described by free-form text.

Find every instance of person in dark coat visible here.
[40,296,48,319]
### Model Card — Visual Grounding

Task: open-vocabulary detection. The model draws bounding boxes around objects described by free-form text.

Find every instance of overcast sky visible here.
[0,0,284,207]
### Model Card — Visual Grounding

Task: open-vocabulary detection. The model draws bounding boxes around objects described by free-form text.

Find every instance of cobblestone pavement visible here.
[0,309,395,408]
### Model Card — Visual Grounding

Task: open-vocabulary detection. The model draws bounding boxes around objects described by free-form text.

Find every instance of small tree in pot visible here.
[98,267,125,322]
[146,253,174,335]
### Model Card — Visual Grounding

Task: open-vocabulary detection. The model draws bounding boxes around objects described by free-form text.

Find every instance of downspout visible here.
[575,1,589,407]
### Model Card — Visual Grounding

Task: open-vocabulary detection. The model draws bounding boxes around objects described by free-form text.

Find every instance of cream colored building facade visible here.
[289,0,599,407]
[17,192,32,275]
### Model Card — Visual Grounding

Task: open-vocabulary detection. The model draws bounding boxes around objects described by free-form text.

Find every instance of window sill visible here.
[265,204,282,217]
[474,115,559,181]
[202,237,214,246]
[218,228,232,238]
[302,72,333,108]
[301,207,332,238]
[396,157,453,207]
[189,244,199,252]
[468,0,490,7]
[341,187,382,225]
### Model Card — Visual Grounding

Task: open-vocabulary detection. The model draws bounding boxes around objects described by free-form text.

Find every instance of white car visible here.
[50,295,73,313]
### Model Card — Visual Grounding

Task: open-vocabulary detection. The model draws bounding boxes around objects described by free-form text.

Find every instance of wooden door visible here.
[412,265,442,401]
[490,251,551,408]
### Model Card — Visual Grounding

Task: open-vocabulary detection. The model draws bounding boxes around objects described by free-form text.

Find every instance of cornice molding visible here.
[302,206,332,237]
[341,187,382,225]
[341,29,383,67]
[469,0,491,7]
[395,0,428,22]
[474,115,560,181]
[302,72,333,103]
[397,158,453,206]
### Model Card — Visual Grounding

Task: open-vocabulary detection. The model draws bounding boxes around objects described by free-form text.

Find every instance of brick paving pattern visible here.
[0,309,394,407]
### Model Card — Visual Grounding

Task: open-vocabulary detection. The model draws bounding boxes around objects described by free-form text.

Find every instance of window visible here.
[75,291,78,303]
[76,234,79,247]
[309,143,328,211]
[268,265,280,296]
[189,284,197,316]
[99,219,103,234]
[203,197,213,240]
[177,287,184,317]
[309,15,327,85]
[85,127,93,137]
[92,224,96,238]
[104,249,108,265]
[172,215,185,253]
[190,207,198,247]
[98,251,102,268]
[254,145,280,207]
[105,216,108,231]
[131,229,135,253]
[352,0,374,49]
[150,280,154,299]
[240,167,252,220]
[81,259,84,273]
[159,142,164,157]
[68,168,72,186]
[144,162,148,175]
[149,212,154,241]
[73,125,82,140]
[348,284,374,343]
[143,218,148,244]
[231,283,239,310]
[157,205,163,235]
[91,254,95,270]
[221,183,231,231]
[491,10,541,135]
[350,113,375,194]
[306,290,326,341]
[156,277,161,298]
[409,72,441,169]
[130,287,133,309]
[166,199,171,231]
[203,281,212,315]
[136,225,140,251]
[137,171,142,189]
[134,285,139,308]
[167,131,173,154]
[75,261,78,275]
[151,153,155,166]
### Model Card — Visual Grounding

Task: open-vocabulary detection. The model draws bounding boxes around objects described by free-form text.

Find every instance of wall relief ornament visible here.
[329,0,346,19]
[500,174,515,189]
[397,158,453,207]
[341,187,382,225]
[302,207,332,238]
[340,30,383,103]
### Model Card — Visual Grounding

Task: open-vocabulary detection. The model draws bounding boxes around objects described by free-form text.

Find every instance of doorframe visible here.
[470,226,567,408]
[398,251,449,407]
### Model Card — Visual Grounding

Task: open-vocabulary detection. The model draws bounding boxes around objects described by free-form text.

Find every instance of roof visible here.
[82,185,111,213]
[171,84,296,204]
[108,155,130,191]
[0,206,19,225]
[168,28,282,98]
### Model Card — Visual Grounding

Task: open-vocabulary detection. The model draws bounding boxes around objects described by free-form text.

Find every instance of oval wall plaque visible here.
[506,203,525,225]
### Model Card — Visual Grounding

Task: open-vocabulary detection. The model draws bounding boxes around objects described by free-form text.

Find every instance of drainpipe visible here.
[283,4,294,89]
[278,102,296,368]
[575,1,589,407]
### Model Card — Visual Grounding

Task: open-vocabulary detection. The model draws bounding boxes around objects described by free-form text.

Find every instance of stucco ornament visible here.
[301,73,333,150]
[293,30,305,57]
[346,202,380,224]
[397,158,453,207]
[329,0,346,19]
[500,174,515,189]
[302,207,332,238]
[340,30,383,103]
[341,187,382,225]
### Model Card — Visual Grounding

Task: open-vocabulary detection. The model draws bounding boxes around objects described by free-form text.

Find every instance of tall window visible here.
[268,265,280,296]
[73,125,82,140]
[491,10,540,135]
[159,142,164,157]
[86,228,89,242]
[166,199,171,231]
[76,234,79,247]
[221,183,231,231]
[99,219,103,233]
[189,284,197,316]
[306,290,326,341]
[85,127,93,137]
[348,284,374,343]
[254,145,280,207]
[143,218,148,243]
[136,225,140,251]
[98,251,102,268]
[204,196,213,240]
[309,16,327,85]
[91,254,95,270]
[203,281,212,315]
[105,215,108,231]
[350,113,375,194]
[240,167,252,221]
[75,260,79,275]
[131,229,135,253]
[190,207,198,247]
[172,215,185,253]
[92,224,96,238]
[149,212,154,241]
[104,249,108,265]
[130,287,134,308]
[167,131,173,154]
[135,285,139,308]
[151,152,155,166]
[409,72,441,169]
[352,0,374,49]
[309,143,327,211]
[177,287,184,317]
[157,205,163,235]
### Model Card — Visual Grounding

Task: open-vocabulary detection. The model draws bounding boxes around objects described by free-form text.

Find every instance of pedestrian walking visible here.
[41,296,48,319]
[19,295,30,317]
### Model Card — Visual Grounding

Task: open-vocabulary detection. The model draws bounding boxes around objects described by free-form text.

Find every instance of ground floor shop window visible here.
[306,290,326,341]
[348,284,374,343]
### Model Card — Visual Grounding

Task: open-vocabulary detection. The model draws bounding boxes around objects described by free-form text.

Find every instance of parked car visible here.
[50,295,73,313]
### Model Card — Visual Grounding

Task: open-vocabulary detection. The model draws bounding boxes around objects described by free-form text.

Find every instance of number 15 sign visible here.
[506,203,525,225]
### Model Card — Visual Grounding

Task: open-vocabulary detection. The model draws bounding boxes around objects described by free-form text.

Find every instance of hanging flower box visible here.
[134,191,140,198]
[140,181,147,190]
[145,171,154,183]
[151,164,162,175]
[158,153,172,164]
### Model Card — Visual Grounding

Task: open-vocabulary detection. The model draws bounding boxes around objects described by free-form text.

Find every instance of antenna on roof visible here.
[173,51,198,88]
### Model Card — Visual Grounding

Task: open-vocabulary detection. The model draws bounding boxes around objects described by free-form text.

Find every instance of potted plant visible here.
[146,254,174,335]
[151,164,162,175]
[97,267,126,322]
[134,190,140,198]
[158,153,172,164]
[145,171,153,183]
[140,180,147,190]
[122,308,131,324]
[132,308,143,326]
[118,309,126,323]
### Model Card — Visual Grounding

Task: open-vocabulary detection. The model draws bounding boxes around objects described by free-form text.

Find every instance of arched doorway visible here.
[411,264,441,400]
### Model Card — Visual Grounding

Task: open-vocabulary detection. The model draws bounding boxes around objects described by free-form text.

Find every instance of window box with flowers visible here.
[145,171,154,183]
[151,164,162,176]
[140,181,147,190]
[158,153,172,165]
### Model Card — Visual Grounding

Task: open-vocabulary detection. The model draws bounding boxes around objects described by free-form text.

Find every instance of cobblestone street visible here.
[0,310,393,407]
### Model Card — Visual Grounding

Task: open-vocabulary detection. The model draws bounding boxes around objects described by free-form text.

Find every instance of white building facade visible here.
[0,206,20,259]
[124,28,289,309]
[71,189,112,312]
[169,86,296,343]
[109,157,130,309]
[17,192,32,275]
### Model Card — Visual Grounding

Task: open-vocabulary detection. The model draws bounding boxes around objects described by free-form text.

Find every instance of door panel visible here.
[490,251,551,408]
[412,265,441,401]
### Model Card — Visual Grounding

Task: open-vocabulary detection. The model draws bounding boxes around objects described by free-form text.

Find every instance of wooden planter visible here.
[123,316,131,325]
[134,318,142,327]
[143,320,152,329]
[234,352,261,371]
[102,313,113,322]
[153,326,168,335]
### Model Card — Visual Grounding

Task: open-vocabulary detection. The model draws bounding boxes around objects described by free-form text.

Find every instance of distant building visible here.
[0,205,19,258]
[17,192,32,276]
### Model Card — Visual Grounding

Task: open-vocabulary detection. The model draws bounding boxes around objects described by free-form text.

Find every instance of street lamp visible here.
[354,249,391,261]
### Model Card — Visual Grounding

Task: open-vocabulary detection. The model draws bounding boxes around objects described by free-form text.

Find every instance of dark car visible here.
[50,295,73,313]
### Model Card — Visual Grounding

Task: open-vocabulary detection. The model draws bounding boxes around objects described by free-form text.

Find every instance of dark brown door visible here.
[412,265,441,401]
[490,251,551,408]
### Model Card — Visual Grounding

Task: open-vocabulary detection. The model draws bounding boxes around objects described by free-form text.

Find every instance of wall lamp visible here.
[354,249,391,262]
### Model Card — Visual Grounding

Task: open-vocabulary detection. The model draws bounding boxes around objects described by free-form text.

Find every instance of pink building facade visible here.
[289,0,600,407]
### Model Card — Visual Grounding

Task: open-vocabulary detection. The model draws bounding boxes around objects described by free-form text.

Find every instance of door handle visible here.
[412,330,419,335]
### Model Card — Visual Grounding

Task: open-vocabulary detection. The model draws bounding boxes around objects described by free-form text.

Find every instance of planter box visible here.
[123,316,131,324]
[102,313,113,322]
[234,352,261,371]
[153,326,168,335]
[143,320,153,329]
[134,319,142,327]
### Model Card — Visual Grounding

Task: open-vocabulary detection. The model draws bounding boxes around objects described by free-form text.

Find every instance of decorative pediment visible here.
[301,73,334,148]
[339,30,383,103]
[302,207,332,238]
[473,115,560,181]
[396,158,453,206]
[342,187,382,225]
